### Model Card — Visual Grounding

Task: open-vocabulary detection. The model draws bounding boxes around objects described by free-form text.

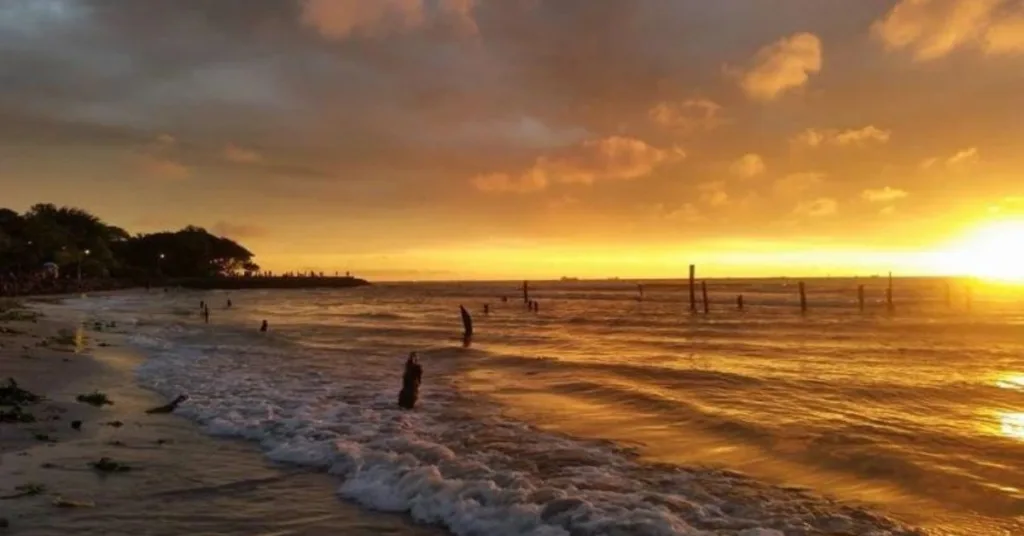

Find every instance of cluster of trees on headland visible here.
[0,203,259,282]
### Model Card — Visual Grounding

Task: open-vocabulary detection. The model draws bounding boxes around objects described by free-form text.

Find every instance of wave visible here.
[130,329,918,536]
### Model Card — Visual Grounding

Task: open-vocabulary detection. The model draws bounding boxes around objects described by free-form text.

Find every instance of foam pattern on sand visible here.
[131,330,923,536]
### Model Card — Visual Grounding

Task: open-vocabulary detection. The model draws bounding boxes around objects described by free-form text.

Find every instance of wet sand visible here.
[0,300,442,535]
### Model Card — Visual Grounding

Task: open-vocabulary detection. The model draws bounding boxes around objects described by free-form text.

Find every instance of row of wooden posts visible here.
[686,265,969,314]
[517,266,973,315]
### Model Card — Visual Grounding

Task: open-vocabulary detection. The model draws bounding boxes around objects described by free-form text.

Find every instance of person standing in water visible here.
[397,352,422,410]
[259,320,268,332]
[202,305,210,324]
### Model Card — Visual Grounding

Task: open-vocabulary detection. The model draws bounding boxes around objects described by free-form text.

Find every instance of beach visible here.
[2,280,1022,536]
[0,297,440,535]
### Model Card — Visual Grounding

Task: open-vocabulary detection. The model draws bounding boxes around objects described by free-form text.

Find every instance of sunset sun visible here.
[937,220,1024,282]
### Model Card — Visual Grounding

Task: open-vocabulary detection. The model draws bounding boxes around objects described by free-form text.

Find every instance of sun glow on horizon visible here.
[932,220,1024,283]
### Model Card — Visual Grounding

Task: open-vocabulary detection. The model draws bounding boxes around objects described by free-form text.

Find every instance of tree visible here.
[0,204,260,280]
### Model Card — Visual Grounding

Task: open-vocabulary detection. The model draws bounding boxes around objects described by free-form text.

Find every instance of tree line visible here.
[0,203,259,281]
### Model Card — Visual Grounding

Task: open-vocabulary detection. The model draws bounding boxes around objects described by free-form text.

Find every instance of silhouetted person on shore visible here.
[226,298,232,308]
[200,300,205,310]
[397,352,422,410]
[483,304,490,315]
[260,320,268,332]
[202,306,210,324]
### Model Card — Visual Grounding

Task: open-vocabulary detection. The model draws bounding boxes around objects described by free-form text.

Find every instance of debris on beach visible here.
[53,496,95,508]
[104,420,124,428]
[0,406,36,424]
[70,420,82,430]
[89,457,132,473]
[33,433,54,442]
[145,394,188,414]
[75,391,113,407]
[0,378,42,406]
[0,483,47,500]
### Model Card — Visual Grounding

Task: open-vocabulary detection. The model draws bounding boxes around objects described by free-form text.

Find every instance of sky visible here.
[2,0,1023,280]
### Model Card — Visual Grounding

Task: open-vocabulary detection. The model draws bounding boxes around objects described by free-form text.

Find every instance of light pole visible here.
[157,253,165,278]
[77,249,91,287]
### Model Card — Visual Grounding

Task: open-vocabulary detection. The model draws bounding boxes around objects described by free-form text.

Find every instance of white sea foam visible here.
[129,326,921,536]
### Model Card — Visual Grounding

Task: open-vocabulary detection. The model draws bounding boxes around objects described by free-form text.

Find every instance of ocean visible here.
[60,278,1024,535]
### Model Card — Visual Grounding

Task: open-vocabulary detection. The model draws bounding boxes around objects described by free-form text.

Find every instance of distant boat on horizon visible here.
[560,276,579,282]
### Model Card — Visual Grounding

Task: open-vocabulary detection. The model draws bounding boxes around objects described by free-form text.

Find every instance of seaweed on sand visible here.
[0,378,42,406]
[0,483,47,500]
[75,391,113,407]
[89,457,132,473]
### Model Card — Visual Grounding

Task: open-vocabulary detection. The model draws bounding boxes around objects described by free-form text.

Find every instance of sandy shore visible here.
[0,299,441,535]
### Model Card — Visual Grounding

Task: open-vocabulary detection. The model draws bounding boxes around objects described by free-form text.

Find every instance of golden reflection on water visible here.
[999,413,1024,441]
[993,374,1024,391]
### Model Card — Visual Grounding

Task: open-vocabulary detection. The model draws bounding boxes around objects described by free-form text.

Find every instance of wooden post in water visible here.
[702,281,710,314]
[737,294,744,311]
[688,265,697,314]
[799,282,807,313]
[857,284,865,312]
[522,280,529,306]
[886,272,894,313]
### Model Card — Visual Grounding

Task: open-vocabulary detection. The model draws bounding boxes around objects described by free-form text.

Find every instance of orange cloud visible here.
[793,197,838,217]
[774,172,825,198]
[873,0,1024,60]
[791,126,891,148]
[223,143,263,164]
[648,98,725,132]
[862,187,909,203]
[739,32,822,101]
[729,153,766,178]
[300,0,476,39]
[922,147,980,169]
[140,156,190,180]
[472,136,684,193]
[698,180,729,207]
[211,221,269,239]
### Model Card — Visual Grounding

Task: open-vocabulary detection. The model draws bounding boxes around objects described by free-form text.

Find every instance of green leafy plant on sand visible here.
[0,483,47,500]
[0,378,42,406]
[75,391,113,407]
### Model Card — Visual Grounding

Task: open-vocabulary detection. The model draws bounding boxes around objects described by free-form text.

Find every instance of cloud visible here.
[793,197,838,217]
[922,147,980,169]
[211,221,269,239]
[139,156,190,180]
[472,136,684,193]
[656,202,704,223]
[156,133,176,146]
[697,181,729,207]
[791,126,891,148]
[729,153,766,178]
[470,171,547,194]
[739,32,822,101]
[873,0,1024,60]
[300,0,477,40]
[773,172,825,198]
[862,187,909,203]
[223,143,263,164]
[648,99,725,132]
[947,147,980,167]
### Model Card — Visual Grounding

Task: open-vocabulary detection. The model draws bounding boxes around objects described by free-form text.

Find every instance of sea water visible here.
[61,278,1024,535]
